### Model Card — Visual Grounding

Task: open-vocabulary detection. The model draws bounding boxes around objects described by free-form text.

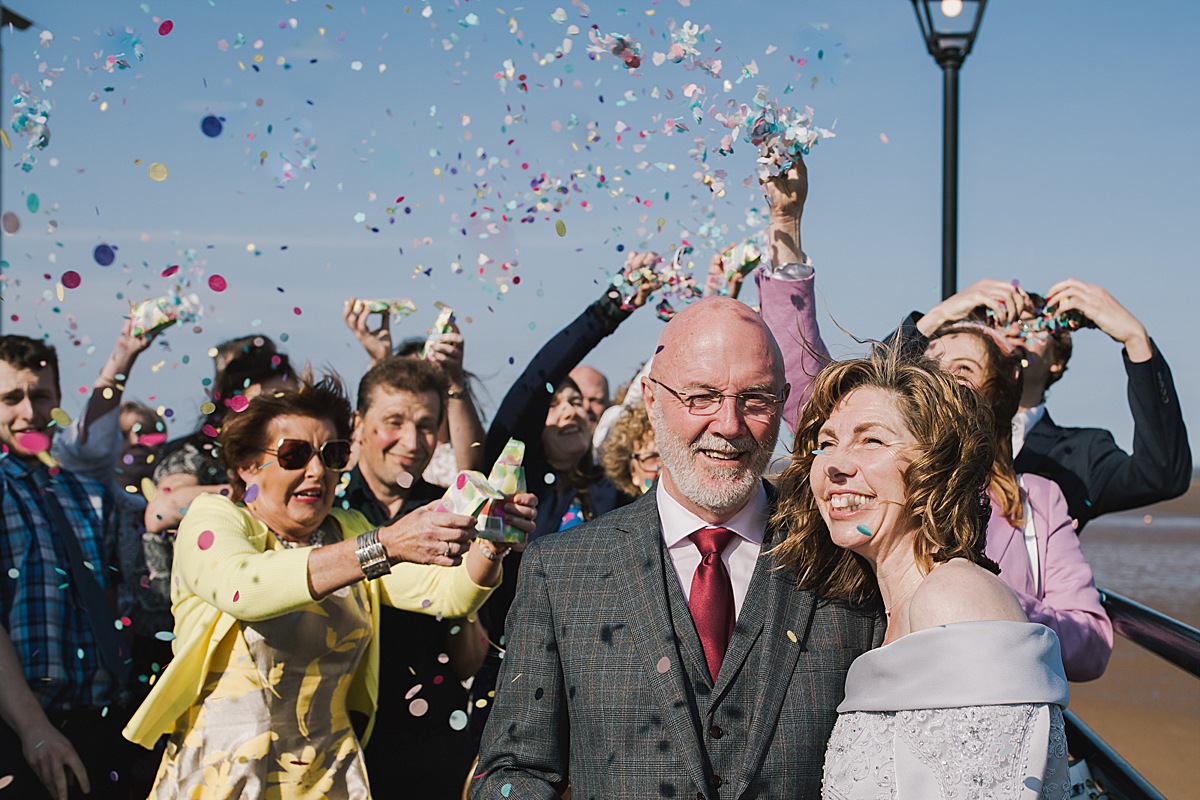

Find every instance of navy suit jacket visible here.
[1013,343,1191,532]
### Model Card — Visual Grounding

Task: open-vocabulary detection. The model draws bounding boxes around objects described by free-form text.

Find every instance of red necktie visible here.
[688,527,737,682]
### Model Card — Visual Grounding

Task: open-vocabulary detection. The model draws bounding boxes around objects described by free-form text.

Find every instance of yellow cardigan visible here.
[123,493,496,748]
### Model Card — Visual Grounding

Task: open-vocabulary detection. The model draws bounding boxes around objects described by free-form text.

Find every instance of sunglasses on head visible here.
[262,438,352,471]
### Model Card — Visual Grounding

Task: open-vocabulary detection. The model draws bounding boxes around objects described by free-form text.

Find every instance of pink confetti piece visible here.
[197,530,215,550]
[158,20,174,36]
[61,270,82,289]
[227,395,250,413]
[15,431,50,453]
[208,274,228,292]
[232,591,240,602]
[409,698,429,717]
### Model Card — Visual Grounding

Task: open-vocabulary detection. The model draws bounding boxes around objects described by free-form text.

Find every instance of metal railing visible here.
[1063,588,1200,800]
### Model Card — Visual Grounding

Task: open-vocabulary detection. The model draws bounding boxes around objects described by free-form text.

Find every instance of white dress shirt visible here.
[1011,404,1046,458]
[656,479,769,619]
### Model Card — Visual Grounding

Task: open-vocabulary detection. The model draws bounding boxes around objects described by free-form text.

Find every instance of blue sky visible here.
[3,0,1197,458]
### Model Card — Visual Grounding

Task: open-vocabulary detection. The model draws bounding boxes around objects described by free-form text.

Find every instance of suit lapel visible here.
[610,492,710,794]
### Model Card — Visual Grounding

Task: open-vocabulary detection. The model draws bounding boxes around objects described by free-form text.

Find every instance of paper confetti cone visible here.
[476,438,527,543]
[435,470,504,518]
[420,303,455,360]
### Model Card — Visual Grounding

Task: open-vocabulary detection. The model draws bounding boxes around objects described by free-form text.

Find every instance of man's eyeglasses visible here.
[262,438,352,471]
[647,377,787,418]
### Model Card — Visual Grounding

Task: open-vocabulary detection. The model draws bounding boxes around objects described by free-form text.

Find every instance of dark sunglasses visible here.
[262,438,352,471]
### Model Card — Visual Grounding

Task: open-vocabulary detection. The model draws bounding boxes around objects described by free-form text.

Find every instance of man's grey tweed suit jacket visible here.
[474,484,883,800]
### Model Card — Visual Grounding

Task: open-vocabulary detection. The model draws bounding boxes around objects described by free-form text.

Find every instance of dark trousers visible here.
[0,706,155,800]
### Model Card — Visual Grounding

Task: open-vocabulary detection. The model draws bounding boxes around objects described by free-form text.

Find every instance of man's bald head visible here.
[653,297,785,384]
[569,365,610,426]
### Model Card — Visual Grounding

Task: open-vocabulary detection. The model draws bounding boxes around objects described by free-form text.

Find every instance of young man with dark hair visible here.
[0,334,145,799]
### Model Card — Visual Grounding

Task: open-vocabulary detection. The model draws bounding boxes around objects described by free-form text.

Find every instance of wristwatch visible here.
[355,530,392,580]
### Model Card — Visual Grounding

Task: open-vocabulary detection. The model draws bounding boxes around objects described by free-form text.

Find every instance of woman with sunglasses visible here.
[123,374,537,799]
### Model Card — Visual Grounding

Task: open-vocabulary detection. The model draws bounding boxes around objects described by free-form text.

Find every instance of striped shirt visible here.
[0,454,119,710]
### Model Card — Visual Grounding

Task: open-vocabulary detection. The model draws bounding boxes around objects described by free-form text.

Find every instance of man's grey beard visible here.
[651,397,779,518]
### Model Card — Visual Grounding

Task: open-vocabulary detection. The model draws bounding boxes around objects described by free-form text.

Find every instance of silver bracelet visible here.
[355,530,391,580]
[478,541,509,562]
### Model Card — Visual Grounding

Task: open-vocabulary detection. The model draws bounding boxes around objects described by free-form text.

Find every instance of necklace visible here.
[883,575,923,617]
[275,527,326,549]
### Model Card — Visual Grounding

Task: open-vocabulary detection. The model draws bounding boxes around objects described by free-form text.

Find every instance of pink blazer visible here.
[986,474,1113,682]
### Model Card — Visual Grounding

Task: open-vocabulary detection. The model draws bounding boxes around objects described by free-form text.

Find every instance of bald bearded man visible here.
[473,297,882,800]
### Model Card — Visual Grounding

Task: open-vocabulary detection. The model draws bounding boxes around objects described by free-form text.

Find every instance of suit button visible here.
[712,774,725,788]
[708,724,724,739]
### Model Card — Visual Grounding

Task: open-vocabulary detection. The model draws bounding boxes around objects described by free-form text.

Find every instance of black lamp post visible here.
[911,0,987,300]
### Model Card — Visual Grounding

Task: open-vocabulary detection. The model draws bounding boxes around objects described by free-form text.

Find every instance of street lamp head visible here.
[911,0,988,68]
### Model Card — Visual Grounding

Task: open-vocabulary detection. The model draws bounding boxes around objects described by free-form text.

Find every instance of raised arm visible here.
[485,256,658,465]
[1042,278,1191,521]
[754,158,829,428]
[424,321,486,472]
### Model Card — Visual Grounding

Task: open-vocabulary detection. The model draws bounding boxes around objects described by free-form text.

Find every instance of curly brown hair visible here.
[600,404,654,497]
[218,371,353,502]
[771,345,998,607]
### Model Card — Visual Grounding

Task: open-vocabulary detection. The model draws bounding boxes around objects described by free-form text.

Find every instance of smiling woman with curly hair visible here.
[772,344,1071,800]
[599,404,660,498]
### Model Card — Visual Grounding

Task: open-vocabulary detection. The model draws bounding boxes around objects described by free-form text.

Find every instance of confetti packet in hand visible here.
[476,439,528,543]
[420,303,455,360]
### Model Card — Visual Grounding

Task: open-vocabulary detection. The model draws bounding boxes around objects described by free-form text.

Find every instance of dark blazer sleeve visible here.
[1021,342,1192,529]
[472,542,570,800]
[1088,343,1192,517]
[484,288,634,468]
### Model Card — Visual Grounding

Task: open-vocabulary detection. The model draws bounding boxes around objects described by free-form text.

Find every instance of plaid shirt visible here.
[0,454,119,710]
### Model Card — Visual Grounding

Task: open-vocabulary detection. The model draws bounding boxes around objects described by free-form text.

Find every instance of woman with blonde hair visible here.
[774,347,1070,799]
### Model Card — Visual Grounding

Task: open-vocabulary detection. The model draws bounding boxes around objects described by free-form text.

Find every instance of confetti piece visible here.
[94,244,116,266]
[15,431,50,453]
[449,709,469,730]
[555,219,567,237]
[6,568,18,579]
[141,477,157,502]
[397,472,414,489]
[51,408,71,427]
[208,274,228,292]
[158,20,174,35]
[197,530,215,550]
[409,698,429,717]
[244,484,260,503]
[501,784,513,798]
[811,449,825,456]
[61,270,82,289]
[656,656,670,673]
[856,525,873,537]
[148,162,169,182]
[233,591,240,602]
[26,194,38,213]
[1,212,18,234]
[787,629,798,643]
[154,630,175,642]
[227,395,250,413]
[201,115,224,137]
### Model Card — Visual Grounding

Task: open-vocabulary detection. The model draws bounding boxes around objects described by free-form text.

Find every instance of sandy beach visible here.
[1070,479,1200,799]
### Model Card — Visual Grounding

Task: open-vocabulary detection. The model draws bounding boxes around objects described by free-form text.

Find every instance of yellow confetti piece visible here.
[141,477,157,502]
[50,408,71,427]
[36,450,58,469]
[200,402,217,415]
[56,283,64,302]
[0,130,10,150]
[555,219,567,237]
[148,162,169,182]
[787,629,798,643]
[879,132,890,144]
